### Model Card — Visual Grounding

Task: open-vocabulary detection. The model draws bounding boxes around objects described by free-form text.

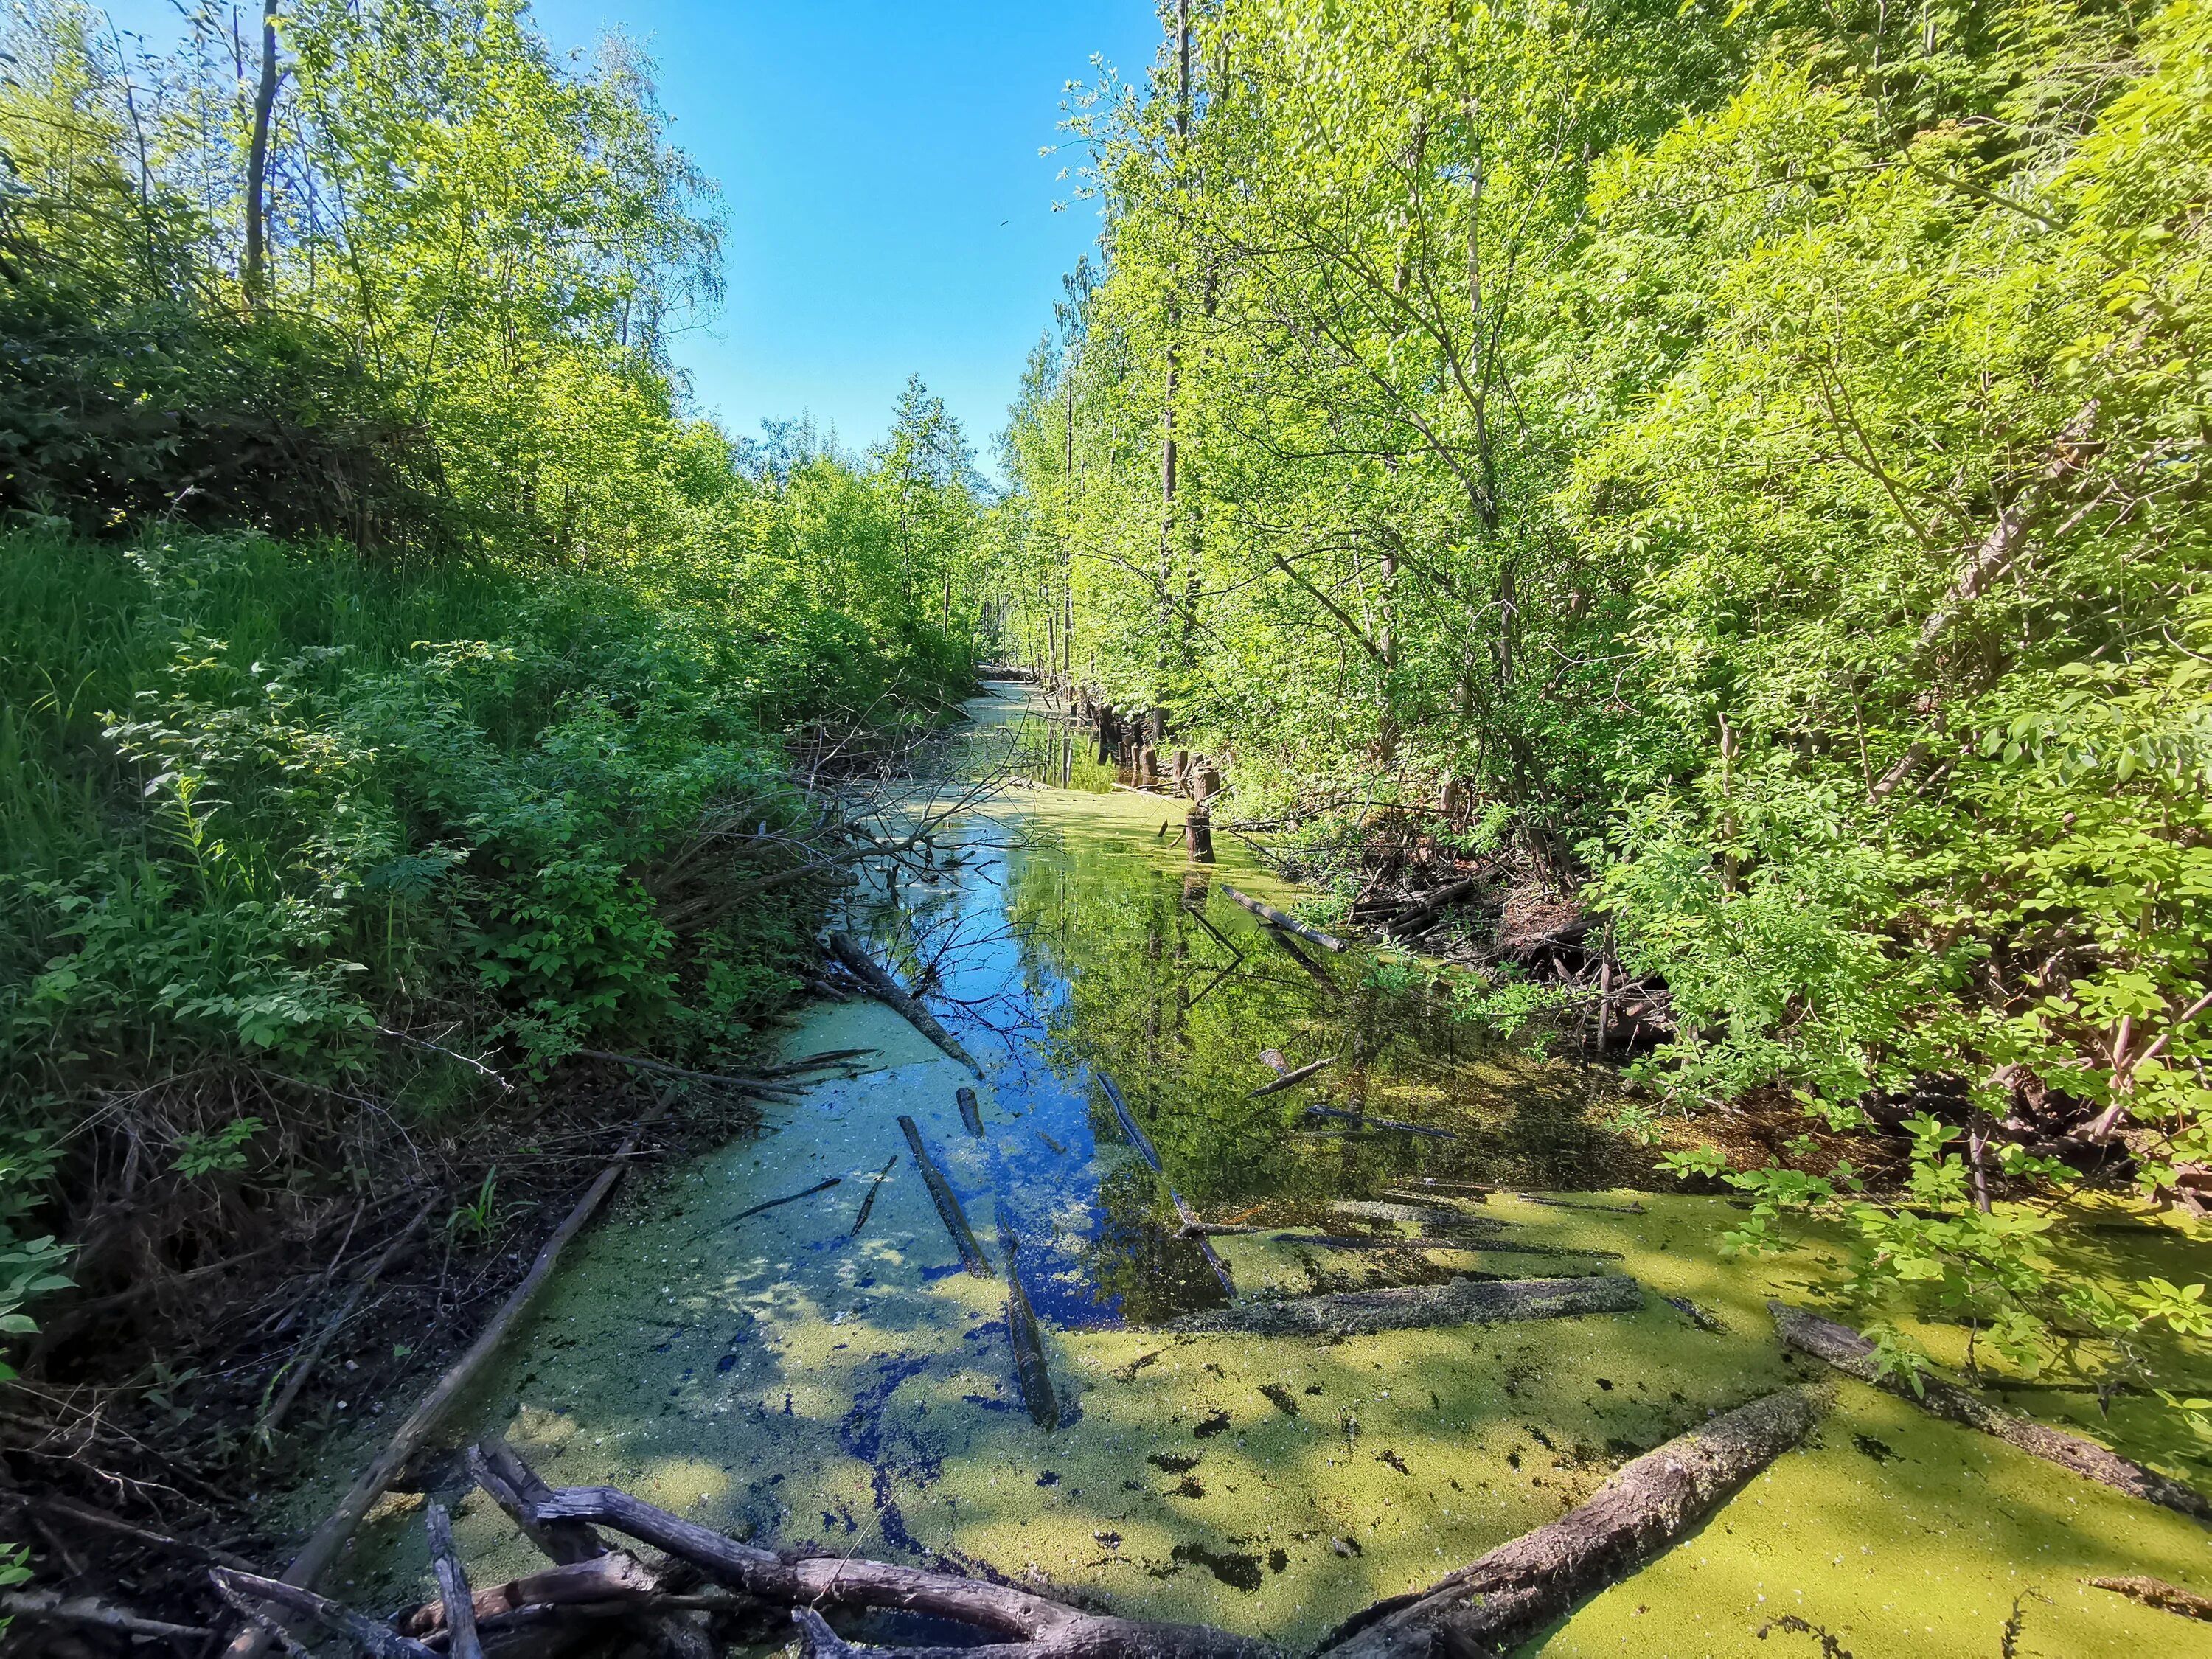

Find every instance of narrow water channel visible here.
[316,686,2212,1658]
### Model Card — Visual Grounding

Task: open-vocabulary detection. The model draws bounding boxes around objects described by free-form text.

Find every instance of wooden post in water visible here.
[1185,804,1214,863]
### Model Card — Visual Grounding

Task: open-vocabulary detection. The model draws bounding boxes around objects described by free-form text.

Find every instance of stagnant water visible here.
[306,686,2212,1657]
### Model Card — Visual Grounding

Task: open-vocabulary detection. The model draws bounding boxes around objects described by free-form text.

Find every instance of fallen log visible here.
[996,1201,1060,1430]
[1271,1234,1619,1261]
[899,1115,990,1276]
[425,1502,486,1659]
[1100,1073,1234,1298]
[1302,1104,1456,1141]
[2088,1575,2212,1621]
[959,1085,985,1138]
[397,1552,662,1636]
[1317,1388,1820,1658]
[1332,1200,1505,1232]
[219,1097,674,1659]
[729,1176,841,1224]
[1249,1055,1337,1097]
[210,1569,440,1659]
[1162,1273,1642,1337]
[1386,876,1478,938]
[1770,1302,2212,1522]
[827,933,985,1076]
[1219,883,1346,952]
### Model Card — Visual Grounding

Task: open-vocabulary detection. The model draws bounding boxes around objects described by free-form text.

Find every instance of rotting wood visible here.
[996,1200,1060,1430]
[959,1085,985,1137]
[2087,1576,2212,1621]
[1770,1302,2212,1522]
[1161,1273,1642,1337]
[1268,1233,1619,1261]
[425,1502,485,1659]
[397,1553,661,1637]
[1666,1295,1727,1333]
[1219,883,1346,951]
[259,1197,436,1439]
[1099,1073,1234,1298]
[849,1154,899,1237]
[1302,1104,1456,1140]
[728,1177,841,1225]
[1332,1200,1506,1232]
[1249,1055,1337,1097]
[899,1115,991,1276]
[1386,876,1478,938]
[467,1441,714,1659]
[219,1098,673,1659]
[827,933,985,1075]
[1318,1388,1820,1658]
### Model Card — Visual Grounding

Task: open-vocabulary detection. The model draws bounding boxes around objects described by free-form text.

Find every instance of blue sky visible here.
[108,1,1158,472]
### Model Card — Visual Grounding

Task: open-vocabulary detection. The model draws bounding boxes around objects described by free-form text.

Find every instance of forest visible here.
[1,0,2209,1653]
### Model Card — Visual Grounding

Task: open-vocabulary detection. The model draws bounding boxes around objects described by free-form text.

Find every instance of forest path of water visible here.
[307,688,2212,1658]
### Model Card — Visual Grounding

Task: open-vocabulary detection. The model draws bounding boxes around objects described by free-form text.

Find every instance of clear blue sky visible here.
[108,1,1158,473]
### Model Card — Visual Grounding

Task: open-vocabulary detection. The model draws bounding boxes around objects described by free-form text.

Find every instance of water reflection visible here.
[852,691,1645,1326]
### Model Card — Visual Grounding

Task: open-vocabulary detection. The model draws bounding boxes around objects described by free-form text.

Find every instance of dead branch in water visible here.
[1770,1303,2212,1521]
[729,1178,841,1224]
[2087,1576,2212,1621]
[827,933,986,1075]
[1249,1055,1338,1097]
[898,1115,991,1275]
[1219,883,1346,951]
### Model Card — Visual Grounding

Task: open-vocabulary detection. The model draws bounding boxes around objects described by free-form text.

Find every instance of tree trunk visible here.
[243,0,280,306]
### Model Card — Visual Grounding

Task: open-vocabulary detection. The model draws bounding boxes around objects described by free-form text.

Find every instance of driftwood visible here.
[1163,1273,1641,1337]
[220,1098,673,1659]
[1099,1074,1234,1298]
[1219,883,1346,952]
[849,1154,898,1238]
[1770,1302,2212,1522]
[1249,1055,1337,1097]
[959,1085,985,1138]
[2088,1575,2212,1621]
[1319,1388,1820,1658]
[899,1115,990,1276]
[827,933,985,1076]
[729,1177,841,1224]
[1301,1105,1457,1141]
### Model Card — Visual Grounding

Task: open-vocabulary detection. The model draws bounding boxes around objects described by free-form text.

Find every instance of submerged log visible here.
[1301,1104,1457,1140]
[1332,1200,1505,1232]
[958,1085,985,1138]
[849,1154,898,1238]
[1099,1073,1234,1298]
[996,1202,1060,1430]
[1273,1234,1618,1261]
[729,1177,841,1225]
[1770,1302,2212,1522]
[1317,1388,1821,1658]
[899,1115,991,1276]
[827,933,985,1076]
[1161,1273,1642,1337]
[1219,883,1346,951]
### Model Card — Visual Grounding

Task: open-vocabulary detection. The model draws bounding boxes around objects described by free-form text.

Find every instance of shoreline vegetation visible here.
[0,0,2207,1652]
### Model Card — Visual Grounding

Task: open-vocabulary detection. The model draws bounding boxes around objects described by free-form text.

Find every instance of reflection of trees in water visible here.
[1079,1162,1229,1324]
[999,835,1649,1205]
